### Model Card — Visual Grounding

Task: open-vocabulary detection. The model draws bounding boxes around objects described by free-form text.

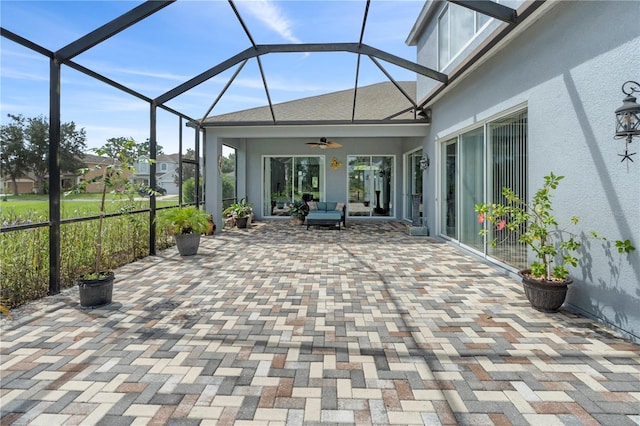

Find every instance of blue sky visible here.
[1,1,425,154]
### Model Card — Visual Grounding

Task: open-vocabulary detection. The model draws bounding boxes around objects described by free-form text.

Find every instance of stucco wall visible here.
[412,0,524,99]
[242,137,410,220]
[420,1,640,340]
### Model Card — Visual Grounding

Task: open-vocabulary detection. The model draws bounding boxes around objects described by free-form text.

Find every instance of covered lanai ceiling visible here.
[1,0,527,143]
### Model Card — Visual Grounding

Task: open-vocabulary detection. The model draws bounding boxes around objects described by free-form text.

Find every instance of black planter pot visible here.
[519,269,572,313]
[236,216,248,228]
[78,271,114,308]
[175,233,201,256]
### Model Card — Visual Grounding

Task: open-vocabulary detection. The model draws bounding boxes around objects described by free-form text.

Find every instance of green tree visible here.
[221,152,235,173]
[10,114,88,194]
[100,137,163,162]
[182,177,203,204]
[222,174,235,200]
[142,138,164,157]
[23,115,49,194]
[173,148,200,187]
[0,114,29,195]
[60,121,88,174]
[181,148,197,182]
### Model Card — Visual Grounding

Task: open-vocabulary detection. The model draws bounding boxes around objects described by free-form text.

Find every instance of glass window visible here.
[476,9,490,29]
[405,149,424,223]
[263,156,324,217]
[450,4,475,57]
[348,155,395,217]
[221,145,236,209]
[441,140,457,238]
[459,128,484,251]
[487,111,528,268]
[438,3,493,70]
[438,9,450,69]
[439,109,527,269]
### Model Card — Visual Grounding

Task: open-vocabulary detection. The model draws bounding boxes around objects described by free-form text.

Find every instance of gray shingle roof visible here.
[202,81,417,125]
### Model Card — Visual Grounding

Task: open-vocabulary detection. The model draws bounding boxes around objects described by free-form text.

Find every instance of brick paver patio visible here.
[1,221,639,425]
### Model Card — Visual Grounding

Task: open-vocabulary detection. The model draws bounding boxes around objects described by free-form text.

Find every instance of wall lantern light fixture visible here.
[420,154,430,170]
[614,80,640,163]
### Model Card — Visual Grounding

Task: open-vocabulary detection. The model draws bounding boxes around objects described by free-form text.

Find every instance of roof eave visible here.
[406,0,440,47]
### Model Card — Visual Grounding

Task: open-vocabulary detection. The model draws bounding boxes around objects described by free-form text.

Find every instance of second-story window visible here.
[438,2,493,70]
[161,163,167,171]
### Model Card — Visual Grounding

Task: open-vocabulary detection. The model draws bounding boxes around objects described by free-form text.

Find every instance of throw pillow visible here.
[307,201,318,211]
[335,202,344,212]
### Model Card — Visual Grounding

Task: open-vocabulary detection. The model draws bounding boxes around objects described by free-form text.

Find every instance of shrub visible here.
[1,207,173,308]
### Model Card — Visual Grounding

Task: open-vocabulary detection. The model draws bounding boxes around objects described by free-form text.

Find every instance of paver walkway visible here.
[1,221,639,425]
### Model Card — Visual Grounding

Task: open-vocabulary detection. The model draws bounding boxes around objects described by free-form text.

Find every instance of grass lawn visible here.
[1,193,180,222]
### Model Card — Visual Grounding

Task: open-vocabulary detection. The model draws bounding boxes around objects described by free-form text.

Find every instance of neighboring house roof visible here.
[80,153,113,165]
[202,81,419,126]
[157,153,179,163]
[157,170,176,180]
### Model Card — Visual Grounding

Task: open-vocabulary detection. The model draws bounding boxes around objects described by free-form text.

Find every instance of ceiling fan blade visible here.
[306,138,341,149]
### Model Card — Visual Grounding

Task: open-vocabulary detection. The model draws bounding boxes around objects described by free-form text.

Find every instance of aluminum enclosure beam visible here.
[449,0,517,24]
[352,0,371,121]
[201,119,430,127]
[156,43,447,105]
[1,27,53,58]
[56,0,175,62]
[49,59,61,295]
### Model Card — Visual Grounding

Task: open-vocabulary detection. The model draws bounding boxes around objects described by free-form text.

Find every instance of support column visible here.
[149,102,157,255]
[195,128,200,208]
[203,134,222,233]
[49,58,61,295]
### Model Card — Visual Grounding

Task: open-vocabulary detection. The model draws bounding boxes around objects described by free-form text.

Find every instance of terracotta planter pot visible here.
[519,269,572,313]
[78,271,114,308]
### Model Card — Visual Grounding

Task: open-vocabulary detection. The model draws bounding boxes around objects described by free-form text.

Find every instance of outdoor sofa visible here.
[306,201,346,230]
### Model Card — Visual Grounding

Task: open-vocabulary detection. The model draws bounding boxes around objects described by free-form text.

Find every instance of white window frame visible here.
[437,3,495,71]
[435,105,528,265]
[261,155,326,218]
[345,154,397,220]
[403,147,424,223]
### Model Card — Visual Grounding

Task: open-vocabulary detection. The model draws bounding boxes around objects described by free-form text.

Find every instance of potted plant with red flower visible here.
[475,172,635,312]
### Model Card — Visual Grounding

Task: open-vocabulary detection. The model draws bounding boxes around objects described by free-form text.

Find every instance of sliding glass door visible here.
[459,128,484,251]
[347,155,394,217]
[263,156,324,216]
[487,111,528,268]
[441,140,457,238]
[439,109,527,269]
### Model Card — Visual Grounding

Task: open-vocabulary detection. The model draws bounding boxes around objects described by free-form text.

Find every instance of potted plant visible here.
[157,206,210,256]
[66,138,139,308]
[288,199,308,225]
[475,172,635,312]
[223,198,253,228]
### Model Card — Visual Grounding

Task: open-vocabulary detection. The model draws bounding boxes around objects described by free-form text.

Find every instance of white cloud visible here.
[239,0,302,44]
[110,67,192,82]
[0,66,49,82]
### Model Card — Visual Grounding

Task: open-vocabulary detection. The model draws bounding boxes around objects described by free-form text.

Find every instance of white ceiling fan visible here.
[306,137,342,150]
